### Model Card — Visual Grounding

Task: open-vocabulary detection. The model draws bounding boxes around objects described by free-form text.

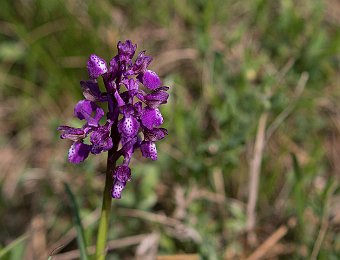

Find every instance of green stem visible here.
[95,126,119,260]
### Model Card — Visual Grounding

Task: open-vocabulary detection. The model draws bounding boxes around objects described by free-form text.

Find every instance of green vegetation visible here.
[0,0,339,259]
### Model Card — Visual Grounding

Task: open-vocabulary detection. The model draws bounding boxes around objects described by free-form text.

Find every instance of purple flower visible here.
[58,121,114,163]
[140,141,158,160]
[117,40,137,64]
[90,122,113,154]
[58,40,169,198]
[112,165,131,199]
[132,51,152,74]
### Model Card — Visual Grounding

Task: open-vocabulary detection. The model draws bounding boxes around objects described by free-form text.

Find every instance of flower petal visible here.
[118,115,140,138]
[127,78,138,91]
[113,165,132,183]
[108,55,119,79]
[117,40,137,64]
[87,54,108,79]
[111,165,132,199]
[80,80,107,102]
[140,141,158,160]
[134,102,142,116]
[143,128,168,142]
[57,125,86,142]
[141,107,163,130]
[142,88,169,108]
[74,100,104,127]
[113,90,125,107]
[141,70,161,90]
[121,136,137,157]
[133,51,152,74]
[90,123,113,154]
[111,180,126,199]
[68,142,91,164]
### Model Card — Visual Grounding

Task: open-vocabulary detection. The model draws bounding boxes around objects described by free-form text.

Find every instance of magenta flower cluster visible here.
[58,40,169,199]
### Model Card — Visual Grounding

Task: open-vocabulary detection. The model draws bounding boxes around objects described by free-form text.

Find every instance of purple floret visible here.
[117,40,137,64]
[87,54,108,79]
[80,80,107,102]
[141,107,164,130]
[68,142,92,164]
[118,115,140,138]
[74,100,104,127]
[112,166,131,199]
[57,126,86,142]
[140,70,161,90]
[132,51,152,74]
[140,141,158,160]
[90,123,113,154]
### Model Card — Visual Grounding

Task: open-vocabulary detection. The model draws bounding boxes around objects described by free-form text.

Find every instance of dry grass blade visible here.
[246,225,287,260]
[246,112,269,246]
[213,168,227,216]
[310,182,337,260]
[245,59,298,246]
[246,218,298,260]
[135,232,160,260]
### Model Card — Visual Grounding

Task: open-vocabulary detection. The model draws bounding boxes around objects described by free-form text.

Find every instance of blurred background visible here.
[0,0,339,259]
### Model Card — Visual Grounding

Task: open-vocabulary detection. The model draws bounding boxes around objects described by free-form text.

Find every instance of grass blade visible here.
[0,234,27,259]
[64,182,89,260]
